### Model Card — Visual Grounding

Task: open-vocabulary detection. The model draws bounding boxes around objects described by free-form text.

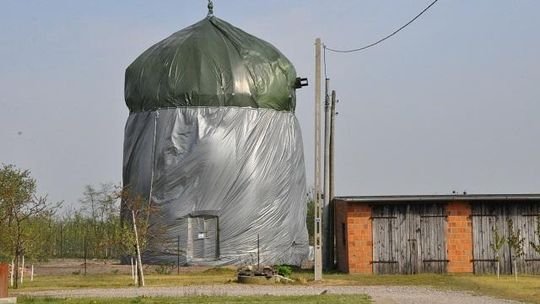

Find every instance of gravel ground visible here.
[16,285,520,304]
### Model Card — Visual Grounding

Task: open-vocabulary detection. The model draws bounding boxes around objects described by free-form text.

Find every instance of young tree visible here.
[530,216,540,255]
[507,219,525,280]
[0,164,58,288]
[489,227,506,279]
[119,188,158,287]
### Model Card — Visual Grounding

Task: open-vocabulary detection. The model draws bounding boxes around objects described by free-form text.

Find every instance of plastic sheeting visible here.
[125,16,297,113]
[122,15,309,266]
[123,107,309,265]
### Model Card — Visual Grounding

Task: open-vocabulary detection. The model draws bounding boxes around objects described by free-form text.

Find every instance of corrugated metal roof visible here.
[334,193,540,203]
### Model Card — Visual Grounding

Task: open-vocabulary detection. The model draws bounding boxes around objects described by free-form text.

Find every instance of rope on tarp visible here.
[207,0,214,17]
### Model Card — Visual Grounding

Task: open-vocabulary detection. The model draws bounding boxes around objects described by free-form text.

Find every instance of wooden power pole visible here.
[314,38,323,281]
[329,91,336,208]
[323,88,336,270]
[323,79,333,270]
[329,90,337,268]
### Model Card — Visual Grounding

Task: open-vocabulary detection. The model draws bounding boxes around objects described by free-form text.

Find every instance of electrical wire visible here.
[325,0,439,53]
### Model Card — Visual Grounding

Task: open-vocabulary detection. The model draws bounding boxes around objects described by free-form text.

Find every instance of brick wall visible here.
[346,203,372,274]
[0,263,7,298]
[446,202,473,273]
[335,199,474,274]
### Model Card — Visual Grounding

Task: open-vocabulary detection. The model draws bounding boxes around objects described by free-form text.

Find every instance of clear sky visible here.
[1,0,539,208]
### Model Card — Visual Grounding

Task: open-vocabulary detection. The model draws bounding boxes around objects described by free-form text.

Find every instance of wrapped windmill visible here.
[122,4,309,266]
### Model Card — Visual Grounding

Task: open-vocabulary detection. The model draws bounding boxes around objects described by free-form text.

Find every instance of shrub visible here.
[275,265,292,277]
[155,264,174,275]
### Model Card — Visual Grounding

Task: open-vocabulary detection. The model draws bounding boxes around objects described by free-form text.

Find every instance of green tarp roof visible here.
[125,16,297,113]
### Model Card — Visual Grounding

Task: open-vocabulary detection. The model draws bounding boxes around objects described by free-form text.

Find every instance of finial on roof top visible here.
[207,0,214,17]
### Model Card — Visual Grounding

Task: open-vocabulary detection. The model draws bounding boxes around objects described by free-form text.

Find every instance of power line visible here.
[325,0,439,54]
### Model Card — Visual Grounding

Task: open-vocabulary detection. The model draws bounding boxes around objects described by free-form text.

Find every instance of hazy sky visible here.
[1,0,539,208]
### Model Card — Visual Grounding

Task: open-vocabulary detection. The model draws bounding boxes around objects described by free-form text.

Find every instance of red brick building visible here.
[334,194,540,274]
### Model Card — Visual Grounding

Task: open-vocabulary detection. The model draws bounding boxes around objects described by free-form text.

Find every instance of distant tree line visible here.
[0,165,143,265]
[46,183,125,260]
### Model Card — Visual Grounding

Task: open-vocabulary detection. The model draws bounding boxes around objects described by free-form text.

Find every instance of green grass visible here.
[12,272,236,291]
[11,270,540,304]
[292,272,540,303]
[18,295,372,304]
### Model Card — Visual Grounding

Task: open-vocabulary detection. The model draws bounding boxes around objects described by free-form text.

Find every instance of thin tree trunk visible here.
[13,252,19,289]
[131,210,144,287]
[13,215,21,289]
[514,259,518,281]
[10,259,14,287]
[20,255,25,285]
[130,257,134,280]
[134,259,138,284]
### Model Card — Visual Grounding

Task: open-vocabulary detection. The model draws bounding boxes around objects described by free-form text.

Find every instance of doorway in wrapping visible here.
[184,211,219,262]
[191,216,218,260]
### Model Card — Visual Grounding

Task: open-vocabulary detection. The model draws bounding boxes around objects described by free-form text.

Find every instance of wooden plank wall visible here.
[472,202,540,274]
[421,204,448,273]
[372,203,447,274]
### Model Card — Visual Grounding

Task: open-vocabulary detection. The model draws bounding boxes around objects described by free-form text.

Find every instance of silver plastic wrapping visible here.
[123,107,309,266]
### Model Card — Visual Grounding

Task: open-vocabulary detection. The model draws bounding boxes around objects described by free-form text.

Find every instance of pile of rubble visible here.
[237,265,293,284]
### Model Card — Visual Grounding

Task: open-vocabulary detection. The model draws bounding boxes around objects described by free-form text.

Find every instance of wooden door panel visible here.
[472,202,540,274]
[372,205,398,274]
[372,203,447,274]
[419,204,447,273]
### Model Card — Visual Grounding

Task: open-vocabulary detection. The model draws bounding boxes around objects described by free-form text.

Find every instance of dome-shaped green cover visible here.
[125,16,297,113]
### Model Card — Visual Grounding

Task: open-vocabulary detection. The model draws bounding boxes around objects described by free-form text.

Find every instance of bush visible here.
[155,264,174,275]
[275,265,292,277]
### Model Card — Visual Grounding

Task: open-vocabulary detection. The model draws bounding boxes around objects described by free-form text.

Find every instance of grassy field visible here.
[10,265,540,303]
[10,264,237,291]
[303,272,540,303]
[18,295,372,304]
[11,271,236,291]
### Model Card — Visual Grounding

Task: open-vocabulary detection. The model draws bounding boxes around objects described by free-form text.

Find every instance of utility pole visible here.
[329,92,337,203]
[323,79,333,270]
[314,38,322,281]
[329,90,337,267]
